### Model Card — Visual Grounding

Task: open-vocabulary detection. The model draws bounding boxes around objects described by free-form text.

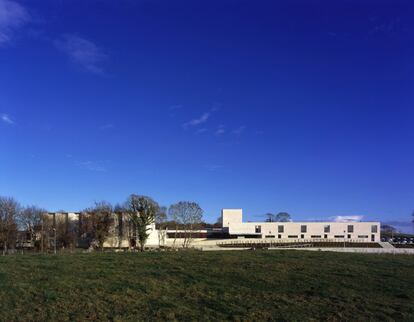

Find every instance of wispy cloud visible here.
[55,34,107,74]
[330,215,364,222]
[183,103,221,129]
[76,161,107,172]
[184,112,210,127]
[0,0,29,44]
[368,16,403,38]
[215,124,225,136]
[1,113,15,125]
[231,126,246,136]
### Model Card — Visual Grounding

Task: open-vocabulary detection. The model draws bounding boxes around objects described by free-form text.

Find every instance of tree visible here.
[168,201,203,248]
[275,212,291,222]
[17,206,46,251]
[113,203,127,249]
[83,201,114,251]
[381,224,397,234]
[410,210,414,234]
[53,212,77,251]
[126,195,159,252]
[265,213,275,222]
[155,206,168,248]
[381,224,398,240]
[214,216,222,228]
[0,197,20,255]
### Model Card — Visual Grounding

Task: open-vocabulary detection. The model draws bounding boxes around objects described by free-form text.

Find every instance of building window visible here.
[324,225,330,233]
[347,225,354,233]
[278,234,282,239]
[334,235,345,238]
[311,235,321,238]
[288,235,298,238]
[347,234,351,239]
[301,225,307,233]
[300,234,305,239]
[255,225,261,233]
[324,234,328,239]
[278,225,284,233]
[265,235,275,238]
[371,234,375,242]
[371,225,378,233]
[358,235,368,239]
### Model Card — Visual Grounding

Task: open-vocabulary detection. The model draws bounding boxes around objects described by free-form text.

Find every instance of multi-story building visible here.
[221,209,380,242]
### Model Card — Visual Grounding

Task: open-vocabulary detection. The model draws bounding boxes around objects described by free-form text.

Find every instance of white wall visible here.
[223,209,381,242]
[222,209,243,228]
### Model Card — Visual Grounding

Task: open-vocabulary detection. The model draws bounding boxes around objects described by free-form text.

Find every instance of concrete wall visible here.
[222,209,243,228]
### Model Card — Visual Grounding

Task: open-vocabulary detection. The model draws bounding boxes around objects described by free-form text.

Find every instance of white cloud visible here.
[76,161,107,172]
[0,0,29,44]
[331,215,364,223]
[184,112,210,127]
[55,34,107,74]
[1,113,15,125]
[183,103,222,129]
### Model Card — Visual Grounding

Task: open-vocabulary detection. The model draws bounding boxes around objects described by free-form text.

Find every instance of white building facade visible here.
[222,209,380,242]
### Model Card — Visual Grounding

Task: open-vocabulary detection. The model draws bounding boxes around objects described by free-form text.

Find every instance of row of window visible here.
[262,234,374,239]
[255,225,378,234]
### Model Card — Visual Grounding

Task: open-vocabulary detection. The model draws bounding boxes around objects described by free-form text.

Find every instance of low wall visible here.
[300,247,414,254]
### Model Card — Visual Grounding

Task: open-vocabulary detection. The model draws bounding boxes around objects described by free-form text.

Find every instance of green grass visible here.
[0,251,413,321]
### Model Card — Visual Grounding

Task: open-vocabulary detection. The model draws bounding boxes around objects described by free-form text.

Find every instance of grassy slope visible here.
[0,251,413,321]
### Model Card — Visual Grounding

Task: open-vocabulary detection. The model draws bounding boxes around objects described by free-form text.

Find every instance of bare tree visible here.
[114,203,128,249]
[52,212,77,251]
[126,195,159,252]
[155,206,168,248]
[82,201,114,251]
[214,216,222,228]
[0,197,20,255]
[168,208,180,248]
[275,212,291,222]
[17,206,46,251]
[168,201,203,248]
[265,213,275,222]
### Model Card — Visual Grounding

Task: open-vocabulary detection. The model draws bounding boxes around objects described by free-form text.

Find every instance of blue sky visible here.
[1,0,413,231]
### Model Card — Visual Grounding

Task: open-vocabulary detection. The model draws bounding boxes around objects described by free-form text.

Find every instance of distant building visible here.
[221,209,380,242]
[18,209,380,251]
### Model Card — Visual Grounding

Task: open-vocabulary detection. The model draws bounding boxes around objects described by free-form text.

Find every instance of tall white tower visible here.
[221,209,243,228]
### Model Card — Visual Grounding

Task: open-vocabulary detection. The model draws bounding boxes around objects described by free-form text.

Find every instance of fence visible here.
[216,238,381,249]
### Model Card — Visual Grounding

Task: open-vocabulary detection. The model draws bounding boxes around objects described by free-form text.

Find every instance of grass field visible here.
[0,251,413,321]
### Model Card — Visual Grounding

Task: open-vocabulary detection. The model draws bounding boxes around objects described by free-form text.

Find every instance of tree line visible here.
[0,194,206,255]
[265,212,291,222]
